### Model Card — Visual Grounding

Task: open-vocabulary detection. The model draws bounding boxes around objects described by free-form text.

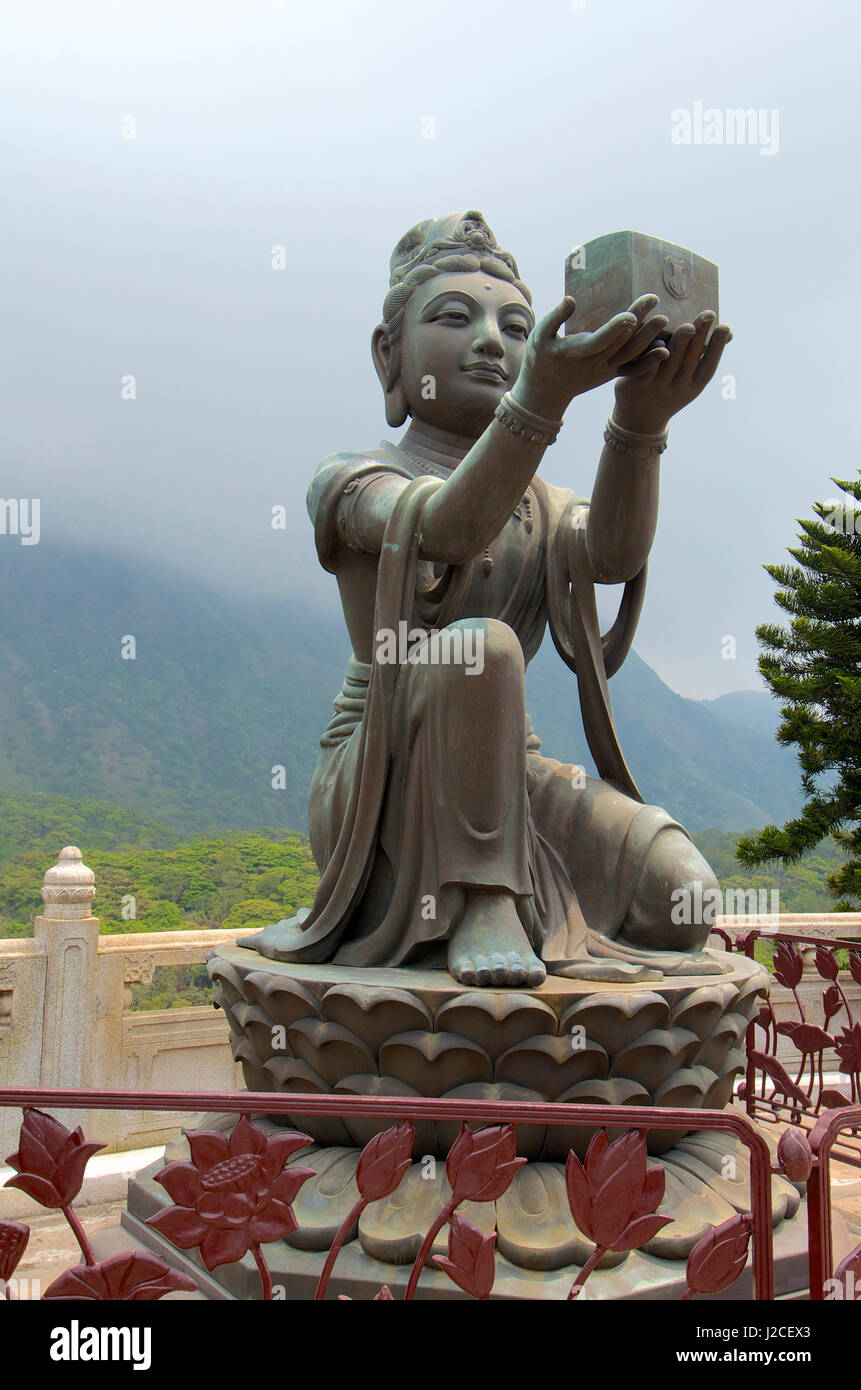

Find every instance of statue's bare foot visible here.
[448,891,546,988]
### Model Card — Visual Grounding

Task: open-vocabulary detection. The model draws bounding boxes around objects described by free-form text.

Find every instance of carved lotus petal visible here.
[206,959,245,1009]
[734,971,768,1016]
[286,1147,362,1252]
[670,985,739,1042]
[703,1056,746,1113]
[496,1034,608,1098]
[437,1083,546,1161]
[559,992,669,1053]
[610,1028,701,1088]
[495,1163,625,1273]
[287,1018,377,1088]
[335,1075,435,1154]
[652,1064,717,1109]
[435,994,557,1059]
[539,1078,649,1162]
[693,1022,747,1074]
[241,1003,289,1064]
[321,984,432,1055]
[253,974,321,1027]
[262,1058,352,1146]
[379,1031,492,1096]
[357,1164,493,1266]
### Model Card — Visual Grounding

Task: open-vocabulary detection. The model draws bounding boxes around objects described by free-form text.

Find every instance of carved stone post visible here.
[33,846,98,1128]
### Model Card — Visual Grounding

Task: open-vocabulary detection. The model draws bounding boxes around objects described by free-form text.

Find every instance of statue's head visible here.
[372,211,534,437]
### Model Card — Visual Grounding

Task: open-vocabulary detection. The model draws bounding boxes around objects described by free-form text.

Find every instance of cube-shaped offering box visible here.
[565,230,719,335]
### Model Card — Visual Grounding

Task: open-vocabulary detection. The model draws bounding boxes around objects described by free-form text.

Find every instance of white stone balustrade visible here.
[0,854,859,1161]
[0,846,257,1159]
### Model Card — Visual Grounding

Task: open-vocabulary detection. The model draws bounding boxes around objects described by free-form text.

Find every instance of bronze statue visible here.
[244,211,734,989]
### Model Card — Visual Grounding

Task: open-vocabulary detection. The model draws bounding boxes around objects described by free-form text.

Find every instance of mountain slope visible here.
[1,543,802,834]
[524,644,803,832]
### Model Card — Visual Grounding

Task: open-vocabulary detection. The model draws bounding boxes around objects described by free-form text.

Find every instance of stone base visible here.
[207,946,768,1157]
[131,946,796,1299]
[122,1111,807,1299]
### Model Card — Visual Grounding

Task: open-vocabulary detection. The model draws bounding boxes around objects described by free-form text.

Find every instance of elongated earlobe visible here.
[371,324,409,427]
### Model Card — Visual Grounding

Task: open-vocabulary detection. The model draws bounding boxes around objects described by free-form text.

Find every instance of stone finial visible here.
[40,846,96,920]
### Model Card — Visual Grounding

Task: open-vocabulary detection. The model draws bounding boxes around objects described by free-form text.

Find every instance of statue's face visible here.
[398,270,534,435]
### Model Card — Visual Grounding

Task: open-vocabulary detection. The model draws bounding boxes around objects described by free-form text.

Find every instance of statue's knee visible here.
[441,618,523,684]
[624,830,719,952]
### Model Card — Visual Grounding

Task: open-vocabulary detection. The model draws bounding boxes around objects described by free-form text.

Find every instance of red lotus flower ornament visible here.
[773,942,803,991]
[777,1128,813,1183]
[433,1214,497,1300]
[684,1213,753,1297]
[43,1252,197,1301]
[823,985,843,1028]
[445,1124,526,1203]
[814,946,839,982]
[834,1022,861,1076]
[0,1221,29,1287]
[356,1123,413,1202]
[3,1109,105,1210]
[147,1116,314,1272]
[850,952,861,987]
[565,1129,671,1253]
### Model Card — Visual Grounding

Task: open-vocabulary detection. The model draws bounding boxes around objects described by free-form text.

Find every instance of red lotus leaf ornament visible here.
[777,1128,813,1183]
[834,1023,861,1075]
[356,1123,414,1202]
[433,1214,497,1299]
[819,1088,851,1109]
[445,1124,526,1203]
[776,1020,833,1053]
[685,1213,752,1296]
[0,1221,29,1283]
[814,946,838,982]
[146,1116,315,1271]
[3,1109,105,1209]
[565,1130,672,1252]
[43,1252,197,1301]
[773,942,803,990]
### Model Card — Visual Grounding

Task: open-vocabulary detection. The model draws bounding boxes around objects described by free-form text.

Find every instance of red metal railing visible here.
[1,1085,776,1300]
[714,927,861,1164]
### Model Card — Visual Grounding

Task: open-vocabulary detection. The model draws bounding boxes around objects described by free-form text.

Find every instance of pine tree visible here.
[736,473,861,908]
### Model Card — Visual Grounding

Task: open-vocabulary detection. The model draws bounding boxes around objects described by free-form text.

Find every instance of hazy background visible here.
[2,0,855,697]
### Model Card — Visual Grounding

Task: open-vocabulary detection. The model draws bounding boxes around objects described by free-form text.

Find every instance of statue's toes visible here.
[518,954,546,988]
[471,953,492,987]
[490,952,512,985]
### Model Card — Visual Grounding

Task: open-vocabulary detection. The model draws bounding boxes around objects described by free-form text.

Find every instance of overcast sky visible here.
[2,0,856,697]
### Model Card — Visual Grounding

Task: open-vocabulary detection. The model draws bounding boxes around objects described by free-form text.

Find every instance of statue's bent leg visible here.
[367,618,546,986]
[528,756,720,955]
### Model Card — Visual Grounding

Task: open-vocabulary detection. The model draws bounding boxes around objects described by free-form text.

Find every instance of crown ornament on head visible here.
[388,210,521,286]
[381,210,531,328]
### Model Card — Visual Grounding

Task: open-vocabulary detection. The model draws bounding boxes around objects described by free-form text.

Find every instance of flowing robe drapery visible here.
[244,444,690,969]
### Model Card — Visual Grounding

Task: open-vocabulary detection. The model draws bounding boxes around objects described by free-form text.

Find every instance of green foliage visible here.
[0,792,320,940]
[735,474,861,908]
[690,827,849,913]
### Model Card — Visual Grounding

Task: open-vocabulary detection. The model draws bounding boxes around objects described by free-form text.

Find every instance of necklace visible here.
[400,445,533,577]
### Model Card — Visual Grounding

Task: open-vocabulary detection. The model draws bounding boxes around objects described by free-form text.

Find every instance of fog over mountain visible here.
[2,0,857,698]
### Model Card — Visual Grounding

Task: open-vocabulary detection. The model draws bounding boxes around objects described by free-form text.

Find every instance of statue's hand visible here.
[614,311,733,434]
[510,294,669,421]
